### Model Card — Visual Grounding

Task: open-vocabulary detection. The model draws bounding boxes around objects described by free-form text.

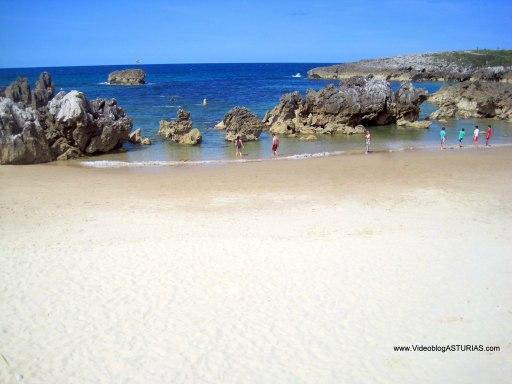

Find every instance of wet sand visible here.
[1,147,511,383]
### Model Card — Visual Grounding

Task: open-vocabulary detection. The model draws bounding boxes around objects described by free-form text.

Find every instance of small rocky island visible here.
[158,109,202,145]
[308,50,512,82]
[429,81,512,121]
[108,69,145,85]
[263,75,429,137]
[0,72,134,164]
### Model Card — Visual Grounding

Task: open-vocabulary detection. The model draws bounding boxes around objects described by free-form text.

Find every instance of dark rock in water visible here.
[263,75,428,136]
[108,69,145,85]
[0,98,52,164]
[32,72,54,109]
[429,81,512,121]
[158,109,202,145]
[4,77,32,105]
[218,107,263,141]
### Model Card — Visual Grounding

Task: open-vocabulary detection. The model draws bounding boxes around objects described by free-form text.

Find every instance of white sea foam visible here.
[80,150,347,168]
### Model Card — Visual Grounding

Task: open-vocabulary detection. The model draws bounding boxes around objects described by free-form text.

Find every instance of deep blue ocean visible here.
[1,63,511,163]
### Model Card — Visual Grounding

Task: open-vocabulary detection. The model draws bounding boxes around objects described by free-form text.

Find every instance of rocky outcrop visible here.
[44,91,132,156]
[0,72,134,164]
[108,69,145,85]
[0,98,52,164]
[429,81,512,121]
[129,128,151,145]
[218,107,263,141]
[263,76,428,136]
[308,50,512,83]
[158,109,202,145]
[3,72,54,110]
[4,77,32,105]
[396,119,432,129]
[32,72,54,109]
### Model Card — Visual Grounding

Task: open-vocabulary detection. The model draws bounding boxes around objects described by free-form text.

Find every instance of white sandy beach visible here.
[1,148,511,383]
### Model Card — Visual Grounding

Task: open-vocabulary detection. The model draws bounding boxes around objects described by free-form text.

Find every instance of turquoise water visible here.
[1,64,511,163]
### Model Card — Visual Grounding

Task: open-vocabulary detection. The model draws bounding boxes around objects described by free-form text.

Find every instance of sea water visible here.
[1,63,511,164]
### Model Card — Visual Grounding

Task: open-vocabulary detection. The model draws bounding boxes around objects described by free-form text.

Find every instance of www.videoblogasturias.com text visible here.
[393,345,501,353]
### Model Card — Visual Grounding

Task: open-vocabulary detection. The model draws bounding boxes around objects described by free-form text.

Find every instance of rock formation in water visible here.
[308,50,512,83]
[429,81,512,121]
[0,72,134,164]
[263,75,428,136]
[129,128,151,145]
[108,69,145,85]
[158,109,202,145]
[217,107,263,141]
[45,91,132,157]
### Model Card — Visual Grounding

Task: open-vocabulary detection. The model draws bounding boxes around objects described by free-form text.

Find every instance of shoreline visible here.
[73,141,512,168]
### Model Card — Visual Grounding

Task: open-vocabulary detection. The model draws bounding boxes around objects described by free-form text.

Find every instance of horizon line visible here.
[2,47,511,70]
[0,61,339,71]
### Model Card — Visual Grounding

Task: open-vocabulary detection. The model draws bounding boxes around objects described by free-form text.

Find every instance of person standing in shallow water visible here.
[235,135,244,158]
[458,128,465,147]
[473,125,480,146]
[271,133,280,156]
[365,130,371,154]
[485,125,493,146]
[440,127,447,149]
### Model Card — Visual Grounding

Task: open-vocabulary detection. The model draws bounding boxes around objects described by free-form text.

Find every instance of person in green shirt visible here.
[440,127,447,149]
[458,128,466,147]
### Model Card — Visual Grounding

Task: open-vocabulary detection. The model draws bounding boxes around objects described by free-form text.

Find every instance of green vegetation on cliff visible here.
[433,50,512,67]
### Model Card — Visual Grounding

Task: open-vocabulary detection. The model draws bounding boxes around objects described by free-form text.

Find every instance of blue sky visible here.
[1,0,511,68]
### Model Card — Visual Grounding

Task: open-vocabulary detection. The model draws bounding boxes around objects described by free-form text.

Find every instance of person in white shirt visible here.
[473,125,480,145]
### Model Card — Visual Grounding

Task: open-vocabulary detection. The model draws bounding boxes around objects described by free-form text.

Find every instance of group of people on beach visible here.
[440,125,493,149]
[233,124,493,157]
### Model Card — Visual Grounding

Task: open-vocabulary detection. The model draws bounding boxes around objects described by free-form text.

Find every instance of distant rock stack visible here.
[158,109,202,145]
[107,69,145,85]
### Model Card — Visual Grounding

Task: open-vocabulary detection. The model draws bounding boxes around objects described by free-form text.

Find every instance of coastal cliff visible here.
[308,50,512,82]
